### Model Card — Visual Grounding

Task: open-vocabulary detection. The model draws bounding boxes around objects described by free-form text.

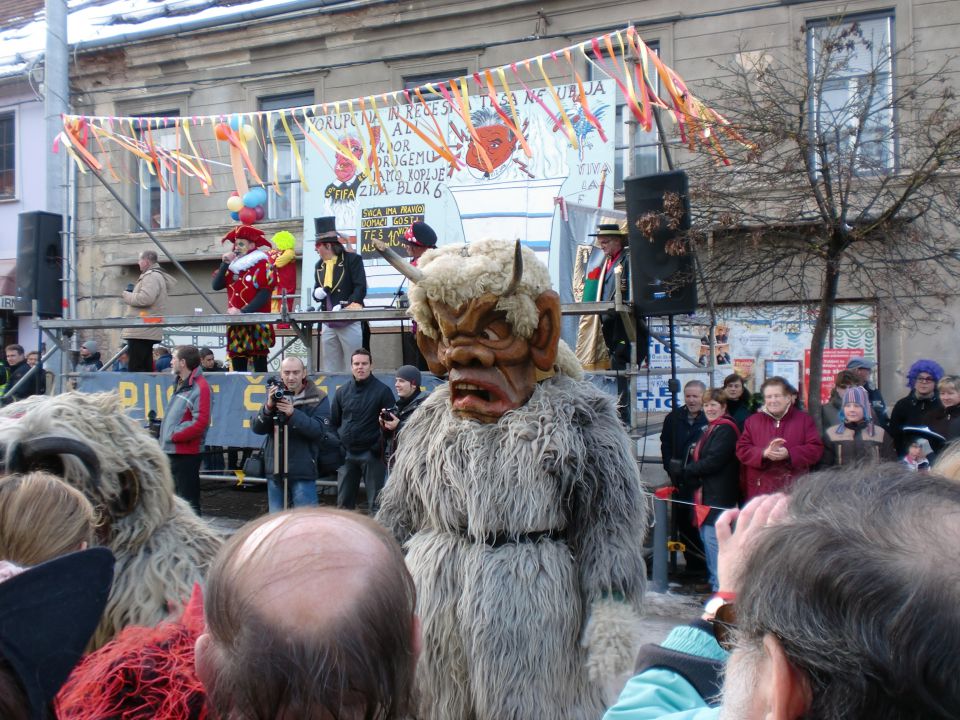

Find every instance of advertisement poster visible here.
[300,80,617,309]
[804,348,865,406]
[637,303,877,412]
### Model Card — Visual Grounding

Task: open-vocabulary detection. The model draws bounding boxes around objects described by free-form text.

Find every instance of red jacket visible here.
[736,406,823,500]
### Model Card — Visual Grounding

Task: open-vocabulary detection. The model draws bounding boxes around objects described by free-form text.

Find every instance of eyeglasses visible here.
[916,375,936,383]
[709,602,738,652]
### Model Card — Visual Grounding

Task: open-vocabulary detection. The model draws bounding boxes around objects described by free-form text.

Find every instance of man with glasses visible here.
[604,463,960,719]
[889,359,944,456]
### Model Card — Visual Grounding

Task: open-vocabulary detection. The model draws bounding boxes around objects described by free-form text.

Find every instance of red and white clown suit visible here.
[212,225,276,372]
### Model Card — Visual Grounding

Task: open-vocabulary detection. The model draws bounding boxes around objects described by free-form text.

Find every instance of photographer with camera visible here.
[380,365,427,470]
[252,357,332,511]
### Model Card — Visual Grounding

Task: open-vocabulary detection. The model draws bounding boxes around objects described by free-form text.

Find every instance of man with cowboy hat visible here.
[212,224,276,372]
[590,221,647,425]
[312,216,367,373]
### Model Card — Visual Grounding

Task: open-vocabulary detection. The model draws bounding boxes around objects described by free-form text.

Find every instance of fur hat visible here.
[395,365,421,387]
[402,222,438,249]
[222,225,269,248]
[0,548,114,718]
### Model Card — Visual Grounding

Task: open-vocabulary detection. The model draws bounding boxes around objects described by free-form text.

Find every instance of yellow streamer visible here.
[279,109,309,192]
[535,56,577,148]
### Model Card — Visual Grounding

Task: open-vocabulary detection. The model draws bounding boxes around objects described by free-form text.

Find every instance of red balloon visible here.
[214,123,231,141]
[238,206,257,224]
[254,205,265,220]
[230,190,239,197]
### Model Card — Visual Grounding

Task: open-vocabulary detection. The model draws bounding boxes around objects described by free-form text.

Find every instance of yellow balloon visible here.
[226,196,243,212]
[242,125,257,142]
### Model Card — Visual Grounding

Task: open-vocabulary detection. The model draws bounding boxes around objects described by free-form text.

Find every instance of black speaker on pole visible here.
[623,170,698,316]
[16,211,63,317]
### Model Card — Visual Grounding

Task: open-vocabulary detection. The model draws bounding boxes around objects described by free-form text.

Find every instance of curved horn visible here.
[503,240,523,296]
[7,435,103,489]
[373,240,424,284]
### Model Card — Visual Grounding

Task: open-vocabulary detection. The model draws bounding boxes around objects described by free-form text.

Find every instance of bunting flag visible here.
[57,26,751,195]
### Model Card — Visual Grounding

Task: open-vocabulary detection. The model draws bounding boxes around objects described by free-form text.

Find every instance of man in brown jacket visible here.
[121,250,176,371]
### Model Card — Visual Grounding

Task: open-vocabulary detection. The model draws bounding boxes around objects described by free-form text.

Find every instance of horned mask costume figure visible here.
[376,238,649,720]
[0,392,221,648]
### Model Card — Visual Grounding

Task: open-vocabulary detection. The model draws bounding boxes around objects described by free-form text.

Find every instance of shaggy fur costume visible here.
[0,392,221,648]
[409,239,552,341]
[378,375,648,720]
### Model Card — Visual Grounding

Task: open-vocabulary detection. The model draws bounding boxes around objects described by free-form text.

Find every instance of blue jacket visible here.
[252,380,332,481]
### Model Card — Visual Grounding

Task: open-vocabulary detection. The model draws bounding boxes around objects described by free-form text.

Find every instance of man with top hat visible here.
[312,216,367,373]
[399,221,437,369]
[212,224,276,372]
[592,221,648,425]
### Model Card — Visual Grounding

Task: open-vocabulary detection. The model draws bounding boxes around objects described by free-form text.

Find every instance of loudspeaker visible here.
[624,170,698,316]
[16,211,63,317]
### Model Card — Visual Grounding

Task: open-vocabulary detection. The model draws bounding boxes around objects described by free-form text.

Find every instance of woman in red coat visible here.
[736,376,824,500]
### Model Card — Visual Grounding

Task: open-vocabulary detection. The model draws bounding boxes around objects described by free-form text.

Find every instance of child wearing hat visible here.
[822,386,896,466]
[902,437,933,472]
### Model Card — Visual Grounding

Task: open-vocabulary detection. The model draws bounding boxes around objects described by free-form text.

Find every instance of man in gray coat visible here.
[121,250,176,371]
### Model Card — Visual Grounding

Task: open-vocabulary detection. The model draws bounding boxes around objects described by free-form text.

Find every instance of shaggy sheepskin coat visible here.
[0,392,222,648]
[377,373,648,720]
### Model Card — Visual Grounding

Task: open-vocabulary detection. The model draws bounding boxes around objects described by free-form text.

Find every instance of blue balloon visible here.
[229,115,242,131]
[251,186,268,206]
[242,190,259,208]
[230,211,240,221]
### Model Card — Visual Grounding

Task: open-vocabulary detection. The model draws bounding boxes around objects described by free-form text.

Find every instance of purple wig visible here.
[906,359,944,389]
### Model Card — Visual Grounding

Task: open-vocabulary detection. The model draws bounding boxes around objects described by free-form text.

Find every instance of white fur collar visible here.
[228,249,268,274]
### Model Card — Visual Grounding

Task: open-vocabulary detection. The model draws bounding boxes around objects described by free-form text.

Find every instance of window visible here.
[807,13,895,174]
[260,91,313,220]
[403,71,468,91]
[135,113,181,229]
[588,45,661,192]
[0,112,14,200]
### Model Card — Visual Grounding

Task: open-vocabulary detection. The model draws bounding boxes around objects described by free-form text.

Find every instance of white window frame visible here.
[135,116,182,230]
[587,44,661,192]
[260,92,314,220]
[807,12,896,175]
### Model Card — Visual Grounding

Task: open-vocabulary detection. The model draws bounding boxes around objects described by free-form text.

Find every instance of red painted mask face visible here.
[417,291,561,423]
[334,138,363,183]
[466,124,517,173]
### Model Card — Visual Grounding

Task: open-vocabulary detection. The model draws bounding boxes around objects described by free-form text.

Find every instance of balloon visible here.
[238,206,257,224]
[230,211,240,221]
[214,123,231,141]
[242,190,258,208]
[226,196,243,212]
[230,190,239,197]
[251,187,268,206]
[254,205,265,220]
[242,124,256,142]
[229,115,242,131]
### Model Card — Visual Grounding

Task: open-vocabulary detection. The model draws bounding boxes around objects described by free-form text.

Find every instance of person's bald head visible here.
[197,508,418,719]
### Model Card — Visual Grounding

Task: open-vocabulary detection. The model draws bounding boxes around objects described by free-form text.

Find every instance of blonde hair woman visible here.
[0,472,98,566]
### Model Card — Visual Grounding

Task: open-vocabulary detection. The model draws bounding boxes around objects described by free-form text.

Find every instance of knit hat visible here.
[82,340,98,354]
[837,385,874,436]
[395,365,421,387]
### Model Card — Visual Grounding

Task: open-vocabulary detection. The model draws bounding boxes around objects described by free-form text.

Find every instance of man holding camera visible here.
[252,357,332,511]
[380,365,427,470]
[331,348,395,514]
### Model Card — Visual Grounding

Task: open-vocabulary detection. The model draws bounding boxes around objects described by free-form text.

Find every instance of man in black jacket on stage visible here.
[312,216,367,373]
[331,348,395,514]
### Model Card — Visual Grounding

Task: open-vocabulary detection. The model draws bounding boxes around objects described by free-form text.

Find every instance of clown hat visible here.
[222,224,270,248]
[402,221,438,249]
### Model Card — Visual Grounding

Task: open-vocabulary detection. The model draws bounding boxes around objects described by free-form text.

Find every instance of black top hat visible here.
[314,216,340,243]
[402,221,438,249]
[0,547,115,719]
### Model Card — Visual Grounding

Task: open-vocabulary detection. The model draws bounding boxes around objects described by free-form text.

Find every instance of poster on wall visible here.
[636,303,878,412]
[300,80,617,309]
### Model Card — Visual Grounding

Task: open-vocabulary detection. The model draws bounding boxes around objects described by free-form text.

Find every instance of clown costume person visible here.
[212,225,276,372]
[269,230,298,313]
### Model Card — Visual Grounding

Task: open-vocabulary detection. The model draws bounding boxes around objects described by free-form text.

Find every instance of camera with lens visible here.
[267,378,293,402]
[380,406,398,423]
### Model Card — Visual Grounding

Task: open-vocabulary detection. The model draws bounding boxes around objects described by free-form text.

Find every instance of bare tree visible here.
[680,17,960,426]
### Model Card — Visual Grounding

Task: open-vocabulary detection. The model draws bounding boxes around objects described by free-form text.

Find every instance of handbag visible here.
[243,441,267,478]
